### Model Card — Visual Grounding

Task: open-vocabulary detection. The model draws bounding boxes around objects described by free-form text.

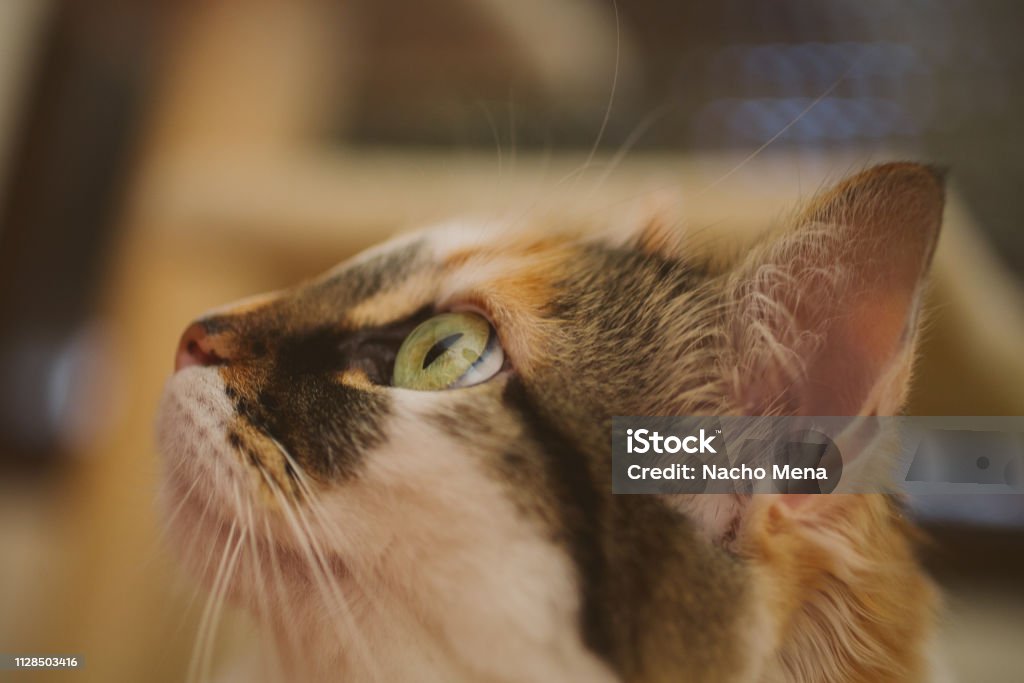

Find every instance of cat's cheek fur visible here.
[315,390,620,683]
[155,362,613,680]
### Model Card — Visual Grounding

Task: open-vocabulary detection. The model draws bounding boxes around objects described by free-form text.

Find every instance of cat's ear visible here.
[726,163,945,416]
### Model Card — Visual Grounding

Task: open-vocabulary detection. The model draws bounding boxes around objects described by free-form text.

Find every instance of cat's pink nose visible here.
[175,323,224,371]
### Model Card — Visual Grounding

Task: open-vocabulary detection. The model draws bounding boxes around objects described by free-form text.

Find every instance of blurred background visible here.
[0,1,1022,681]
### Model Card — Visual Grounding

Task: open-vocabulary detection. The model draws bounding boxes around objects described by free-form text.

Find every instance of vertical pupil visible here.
[423,332,464,369]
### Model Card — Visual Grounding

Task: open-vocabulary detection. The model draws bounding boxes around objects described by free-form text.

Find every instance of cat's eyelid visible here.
[442,300,492,320]
[439,298,501,334]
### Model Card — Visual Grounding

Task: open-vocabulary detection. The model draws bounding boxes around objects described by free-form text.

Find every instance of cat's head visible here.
[157,163,944,682]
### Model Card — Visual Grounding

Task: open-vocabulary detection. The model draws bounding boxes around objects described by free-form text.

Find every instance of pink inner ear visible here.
[732,163,945,417]
[799,282,918,415]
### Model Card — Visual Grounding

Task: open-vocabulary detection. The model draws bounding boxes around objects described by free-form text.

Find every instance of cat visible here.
[157,162,945,682]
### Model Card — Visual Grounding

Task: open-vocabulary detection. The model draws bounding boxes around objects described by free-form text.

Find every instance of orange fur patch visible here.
[741,495,936,682]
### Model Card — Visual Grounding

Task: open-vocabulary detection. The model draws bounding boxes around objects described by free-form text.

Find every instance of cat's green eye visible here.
[392,312,504,390]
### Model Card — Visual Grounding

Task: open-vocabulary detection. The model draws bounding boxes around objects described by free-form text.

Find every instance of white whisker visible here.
[567,0,620,190]
[258,453,383,682]
[188,518,240,683]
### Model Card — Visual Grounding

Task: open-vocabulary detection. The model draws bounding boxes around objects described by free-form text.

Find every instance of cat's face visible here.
[158,163,945,682]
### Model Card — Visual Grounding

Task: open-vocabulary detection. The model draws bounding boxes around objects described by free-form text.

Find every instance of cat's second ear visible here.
[727,163,945,416]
